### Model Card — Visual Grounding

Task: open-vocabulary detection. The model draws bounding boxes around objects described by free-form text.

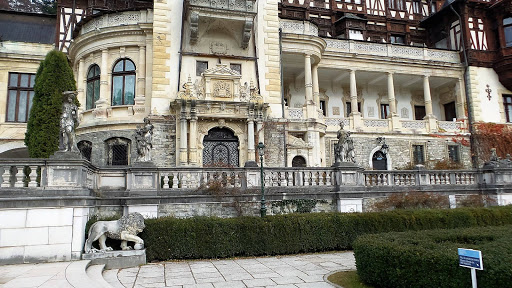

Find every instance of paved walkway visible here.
[0,251,355,288]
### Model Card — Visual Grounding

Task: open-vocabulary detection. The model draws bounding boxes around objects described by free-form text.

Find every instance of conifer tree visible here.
[25,50,77,158]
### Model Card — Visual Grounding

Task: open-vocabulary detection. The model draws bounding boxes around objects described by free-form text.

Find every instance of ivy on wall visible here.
[271,199,328,214]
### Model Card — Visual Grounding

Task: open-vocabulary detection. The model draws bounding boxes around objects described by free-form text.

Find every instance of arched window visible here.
[78,140,92,162]
[112,58,136,106]
[86,65,100,110]
[106,137,131,166]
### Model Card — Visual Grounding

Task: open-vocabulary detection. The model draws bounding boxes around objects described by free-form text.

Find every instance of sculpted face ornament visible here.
[84,212,145,253]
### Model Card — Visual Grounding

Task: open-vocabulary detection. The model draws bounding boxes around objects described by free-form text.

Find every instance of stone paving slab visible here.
[0,251,355,288]
[117,251,355,287]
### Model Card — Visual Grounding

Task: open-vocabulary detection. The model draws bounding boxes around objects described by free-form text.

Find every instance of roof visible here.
[0,10,56,44]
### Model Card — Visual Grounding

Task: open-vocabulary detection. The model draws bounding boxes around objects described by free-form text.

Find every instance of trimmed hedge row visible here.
[140,206,512,261]
[353,225,512,288]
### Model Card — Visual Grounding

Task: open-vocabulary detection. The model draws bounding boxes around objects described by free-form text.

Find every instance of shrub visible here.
[139,206,512,262]
[353,225,512,288]
[25,50,77,158]
[370,191,449,211]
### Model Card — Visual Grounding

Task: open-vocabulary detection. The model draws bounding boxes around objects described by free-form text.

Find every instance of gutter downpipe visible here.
[279,28,288,167]
[450,4,477,168]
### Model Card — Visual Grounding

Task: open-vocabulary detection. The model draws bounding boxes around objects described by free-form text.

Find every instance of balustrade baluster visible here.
[1,166,11,188]
[14,166,24,187]
[279,172,286,186]
[171,172,178,188]
[304,171,310,186]
[326,171,332,185]
[162,174,170,188]
[286,171,293,186]
[28,166,38,188]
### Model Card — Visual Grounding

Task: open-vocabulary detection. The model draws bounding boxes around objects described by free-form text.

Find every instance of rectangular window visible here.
[6,72,35,123]
[504,95,512,122]
[504,18,512,47]
[196,61,208,76]
[320,100,326,116]
[380,104,390,119]
[413,0,421,14]
[346,102,361,117]
[349,30,364,40]
[444,101,456,121]
[448,145,460,163]
[414,105,426,120]
[413,144,425,165]
[390,35,405,44]
[388,0,405,10]
[230,63,241,75]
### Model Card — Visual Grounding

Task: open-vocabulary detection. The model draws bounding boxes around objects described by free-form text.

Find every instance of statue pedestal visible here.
[82,249,146,269]
[50,151,82,160]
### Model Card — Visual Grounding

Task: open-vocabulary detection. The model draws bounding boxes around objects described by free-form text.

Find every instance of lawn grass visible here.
[327,270,375,288]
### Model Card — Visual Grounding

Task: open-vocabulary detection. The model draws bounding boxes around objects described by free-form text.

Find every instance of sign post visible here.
[458,248,483,288]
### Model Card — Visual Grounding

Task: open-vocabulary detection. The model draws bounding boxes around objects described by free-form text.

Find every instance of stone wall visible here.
[0,207,90,264]
[324,134,471,170]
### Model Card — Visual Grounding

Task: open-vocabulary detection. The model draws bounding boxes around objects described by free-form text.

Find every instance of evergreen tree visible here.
[25,50,77,158]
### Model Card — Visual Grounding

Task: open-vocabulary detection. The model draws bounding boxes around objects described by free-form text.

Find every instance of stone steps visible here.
[66,260,125,288]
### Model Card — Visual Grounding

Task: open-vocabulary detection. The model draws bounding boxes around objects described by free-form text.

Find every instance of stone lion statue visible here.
[84,212,145,253]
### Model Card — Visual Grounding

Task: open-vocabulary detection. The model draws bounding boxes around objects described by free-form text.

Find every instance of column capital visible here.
[387,71,394,75]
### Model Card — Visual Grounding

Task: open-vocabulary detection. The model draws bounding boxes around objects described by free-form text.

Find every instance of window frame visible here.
[230,63,242,75]
[390,34,405,44]
[111,58,136,106]
[86,64,100,110]
[412,0,421,15]
[388,0,406,10]
[504,17,512,47]
[380,103,390,119]
[412,144,425,165]
[448,145,460,163]
[196,61,209,76]
[504,95,512,122]
[6,72,35,123]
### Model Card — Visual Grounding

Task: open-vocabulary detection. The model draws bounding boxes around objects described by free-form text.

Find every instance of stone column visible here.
[179,104,188,166]
[455,78,466,120]
[77,59,85,111]
[304,54,315,118]
[92,49,110,118]
[134,45,146,114]
[423,75,437,132]
[312,63,320,107]
[423,75,434,116]
[189,115,198,166]
[349,69,362,128]
[247,119,255,162]
[387,72,401,131]
[387,72,397,115]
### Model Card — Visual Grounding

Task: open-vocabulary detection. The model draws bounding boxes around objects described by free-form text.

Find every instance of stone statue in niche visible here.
[60,91,79,152]
[334,122,355,164]
[84,212,145,253]
[134,118,154,162]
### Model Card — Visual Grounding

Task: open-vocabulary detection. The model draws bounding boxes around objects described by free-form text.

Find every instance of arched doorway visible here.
[292,155,306,167]
[372,151,388,170]
[203,127,239,167]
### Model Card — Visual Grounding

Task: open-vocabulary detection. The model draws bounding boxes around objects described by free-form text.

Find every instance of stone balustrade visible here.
[0,159,489,191]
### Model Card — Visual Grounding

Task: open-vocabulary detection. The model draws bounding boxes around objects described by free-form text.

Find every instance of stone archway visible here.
[292,155,307,167]
[372,151,388,170]
[202,127,239,167]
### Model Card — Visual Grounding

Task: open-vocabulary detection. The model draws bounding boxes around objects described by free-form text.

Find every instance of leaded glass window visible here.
[112,59,135,106]
[6,72,35,123]
[86,65,100,110]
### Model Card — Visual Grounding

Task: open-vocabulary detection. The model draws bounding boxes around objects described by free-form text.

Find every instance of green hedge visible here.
[353,225,512,288]
[140,206,512,261]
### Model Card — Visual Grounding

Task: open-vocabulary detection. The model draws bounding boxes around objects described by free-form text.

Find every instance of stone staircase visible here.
[65,260,125,288]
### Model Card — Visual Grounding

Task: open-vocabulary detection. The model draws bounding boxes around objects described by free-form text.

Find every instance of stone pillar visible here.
[93,49,109,118]
[423,75,437,132]
[312,63,320,107]
[247,119,255,162]
[387,72,397,115]
[423,75,433,117]
[189,116,198,166]
[304,54,315,118]
[77,59,85,111]
[256,120,263,145]
[134,45,146,114]
[179,104,188,166]
[455,78,466,120]
[349,69,362,128]
[387,72,401,131]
